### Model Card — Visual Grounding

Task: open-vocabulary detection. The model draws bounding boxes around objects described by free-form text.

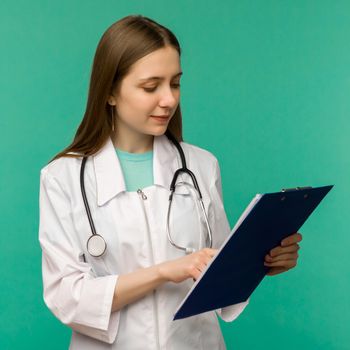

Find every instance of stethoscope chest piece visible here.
[87,234,107,257]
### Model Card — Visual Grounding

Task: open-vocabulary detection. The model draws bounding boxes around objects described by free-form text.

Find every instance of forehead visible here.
[127,46,181,80]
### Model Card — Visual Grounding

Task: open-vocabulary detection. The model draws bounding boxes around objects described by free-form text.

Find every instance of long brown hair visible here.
[48,15,183,164]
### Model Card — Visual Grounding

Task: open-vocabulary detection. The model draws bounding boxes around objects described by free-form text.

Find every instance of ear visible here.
[107,95,117,106]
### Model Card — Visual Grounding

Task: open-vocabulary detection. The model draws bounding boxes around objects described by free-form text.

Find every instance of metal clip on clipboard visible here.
[280,186,313,200]
[281,186,313,192]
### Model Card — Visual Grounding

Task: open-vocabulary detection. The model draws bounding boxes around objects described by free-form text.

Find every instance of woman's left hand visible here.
[264,232,303,276]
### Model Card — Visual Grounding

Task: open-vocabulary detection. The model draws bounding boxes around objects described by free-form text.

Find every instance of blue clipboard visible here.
[173,185,334,320]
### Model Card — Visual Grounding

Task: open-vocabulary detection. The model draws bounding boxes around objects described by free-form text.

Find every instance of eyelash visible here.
[143,84,181,93]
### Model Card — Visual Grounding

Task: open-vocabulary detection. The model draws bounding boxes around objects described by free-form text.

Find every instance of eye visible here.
[143,84,181,93]
[143,87,157,92]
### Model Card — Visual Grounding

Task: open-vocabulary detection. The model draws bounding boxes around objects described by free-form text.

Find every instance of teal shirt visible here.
[115,148,154,192]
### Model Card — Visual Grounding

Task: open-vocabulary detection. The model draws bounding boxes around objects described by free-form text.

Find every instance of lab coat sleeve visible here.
[208,157,250,322]
[38,168,120,344]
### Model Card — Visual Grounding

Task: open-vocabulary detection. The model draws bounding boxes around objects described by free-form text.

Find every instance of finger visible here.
[265,252,298,263]
[264,259,297,268]
[266,267,289,276]
[198,265,206,274]
[265,250,299,262]
[203,248,219,257]
[195,262,207,273]
[192,267,203,280]
[189,258,206,276]
[281,232,302,246]
[196,251,215,265]
[202,255,213,266]
[269,243,300,257]
[189,265,200,281]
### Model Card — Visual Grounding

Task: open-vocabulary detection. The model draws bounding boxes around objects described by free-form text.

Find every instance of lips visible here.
[151,115,170,118]
[150,115,170,123]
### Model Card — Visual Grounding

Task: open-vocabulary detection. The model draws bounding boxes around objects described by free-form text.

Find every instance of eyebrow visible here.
[138,71,183,82]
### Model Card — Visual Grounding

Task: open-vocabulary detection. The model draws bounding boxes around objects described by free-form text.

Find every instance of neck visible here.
[111,130,154,153]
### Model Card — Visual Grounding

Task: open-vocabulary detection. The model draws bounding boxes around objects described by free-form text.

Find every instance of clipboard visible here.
[173,185,334,320]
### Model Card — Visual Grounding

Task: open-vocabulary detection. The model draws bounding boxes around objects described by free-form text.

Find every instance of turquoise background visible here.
[1,1,349,349]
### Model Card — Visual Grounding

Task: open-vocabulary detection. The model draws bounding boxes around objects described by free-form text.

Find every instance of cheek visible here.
[137,93,158,111]
[127,91,158,114]
[117,94,154,120]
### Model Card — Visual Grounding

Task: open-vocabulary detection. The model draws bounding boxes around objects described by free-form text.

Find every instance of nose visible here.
[158,85,179,109]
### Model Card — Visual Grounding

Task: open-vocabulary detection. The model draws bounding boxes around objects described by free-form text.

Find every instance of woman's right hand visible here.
[158,248,219,283]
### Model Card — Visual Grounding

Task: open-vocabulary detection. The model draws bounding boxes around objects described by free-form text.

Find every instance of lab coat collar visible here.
[93,134,180,206]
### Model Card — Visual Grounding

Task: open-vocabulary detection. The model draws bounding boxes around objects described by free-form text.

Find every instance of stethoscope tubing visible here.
[80,156,97,236]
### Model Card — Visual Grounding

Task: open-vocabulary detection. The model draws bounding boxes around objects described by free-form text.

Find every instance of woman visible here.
[38,15,302,349]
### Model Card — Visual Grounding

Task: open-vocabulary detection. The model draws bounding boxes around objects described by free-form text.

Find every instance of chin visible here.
[149,126,169,136]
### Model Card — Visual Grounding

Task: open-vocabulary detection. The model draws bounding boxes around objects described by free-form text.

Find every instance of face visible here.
[108,45,182,143]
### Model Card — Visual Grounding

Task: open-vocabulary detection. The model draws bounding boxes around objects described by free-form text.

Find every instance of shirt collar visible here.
[92,134,182,206]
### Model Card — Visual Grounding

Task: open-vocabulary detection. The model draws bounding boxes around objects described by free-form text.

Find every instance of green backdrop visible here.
[1,1,349,349]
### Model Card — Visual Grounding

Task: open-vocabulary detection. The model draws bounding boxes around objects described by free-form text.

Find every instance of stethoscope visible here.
[80,129,213,258]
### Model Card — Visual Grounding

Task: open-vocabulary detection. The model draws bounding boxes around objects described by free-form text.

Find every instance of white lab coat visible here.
[38,134,250,350]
